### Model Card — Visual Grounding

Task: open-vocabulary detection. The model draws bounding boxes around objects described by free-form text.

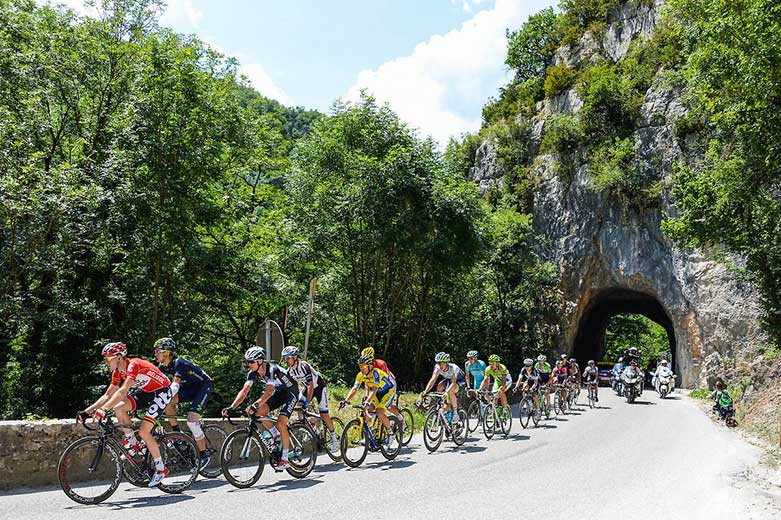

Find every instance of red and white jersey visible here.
[111,358,170,393]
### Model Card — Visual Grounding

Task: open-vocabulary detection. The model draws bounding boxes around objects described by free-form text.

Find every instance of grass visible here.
[689,388,711,400]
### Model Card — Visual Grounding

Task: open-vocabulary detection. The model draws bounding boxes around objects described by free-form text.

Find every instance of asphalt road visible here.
[3,389,781,519]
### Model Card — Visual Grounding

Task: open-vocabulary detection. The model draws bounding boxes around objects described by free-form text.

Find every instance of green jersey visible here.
[717,389,733,408]
[534,361,552,374]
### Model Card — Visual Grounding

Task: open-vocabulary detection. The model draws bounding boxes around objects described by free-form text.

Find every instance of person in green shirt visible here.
[479,354,512,412]
[534,354,553,411]
[712,380,734,420]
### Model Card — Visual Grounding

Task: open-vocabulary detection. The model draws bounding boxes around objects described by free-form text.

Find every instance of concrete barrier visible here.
[0,418,239,491]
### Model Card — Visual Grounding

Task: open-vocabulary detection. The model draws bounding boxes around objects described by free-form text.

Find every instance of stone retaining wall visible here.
[0,418,240,491]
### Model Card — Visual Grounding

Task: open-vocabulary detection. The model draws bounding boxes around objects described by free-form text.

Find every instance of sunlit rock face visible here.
[468,0,766,387]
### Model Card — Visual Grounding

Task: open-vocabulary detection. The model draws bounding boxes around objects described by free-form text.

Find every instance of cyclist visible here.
[221,347,298,469]
[464,350,487,390]
[420,352,466,424]
[153,337,212,468]
[360,346,405,428]
[479,354,512,415]
[582,359,599,402]
[79,342,172,487]
[568,357,581,384]
[551,359,569,403]
[534,354,553,411]
[340,354,395,433]
[281,345,339,453]
[513,358,541,411]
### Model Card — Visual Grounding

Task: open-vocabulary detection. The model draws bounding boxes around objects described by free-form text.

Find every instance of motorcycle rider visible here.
[652,359,675,393]
[622,359,643,397]
[611,357,625,393]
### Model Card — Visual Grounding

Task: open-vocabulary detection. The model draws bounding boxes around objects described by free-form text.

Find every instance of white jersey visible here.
[433,362,463,379]
[287,360,324,387]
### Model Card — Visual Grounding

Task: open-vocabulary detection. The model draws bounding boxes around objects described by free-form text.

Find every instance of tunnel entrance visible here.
[573,288,676,370]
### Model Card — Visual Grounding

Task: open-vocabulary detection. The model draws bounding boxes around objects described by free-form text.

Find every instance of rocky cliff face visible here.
[470,0,767,388]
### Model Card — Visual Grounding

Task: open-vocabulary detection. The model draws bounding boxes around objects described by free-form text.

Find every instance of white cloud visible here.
[239,63,292,106]
[159,0,203,30]
[346,0,553,145]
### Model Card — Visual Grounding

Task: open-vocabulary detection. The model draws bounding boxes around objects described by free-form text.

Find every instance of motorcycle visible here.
[654,369,676,398]
[611,373,623,396]
[621,367,642,403]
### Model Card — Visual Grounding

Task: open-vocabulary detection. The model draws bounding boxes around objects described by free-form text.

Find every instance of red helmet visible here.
[101,342,127,358]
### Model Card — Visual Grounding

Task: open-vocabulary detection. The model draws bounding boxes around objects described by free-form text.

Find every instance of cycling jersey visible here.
[465,359,487,389]
[158,356,212,388]
[534,361,552,374]
[582,366,599,381]
[353,368,394,394]
[552,366,568,383]
[287,360,325,387]
[486,363,512,390]
[112,358,170,393]
[374,358,396,380]
[432,362,464,379]
[246,362,297,393]
[519,367,540,384]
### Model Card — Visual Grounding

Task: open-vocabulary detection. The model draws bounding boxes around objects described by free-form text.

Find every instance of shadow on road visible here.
[313,462,349,474]
[536,423,558,429]
[595,406,611,410]
[189,479,229,493]
[365,458,416,470]
[445,445,487,454]
[84,493,195,510]
[506,435,530,441]
[631,400,657,406]
[256,478,324,492]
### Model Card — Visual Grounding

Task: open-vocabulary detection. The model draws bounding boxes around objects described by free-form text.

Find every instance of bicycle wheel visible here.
[400,408,414,446]
[323,416,344,462]
[466,400,480,433]
[451,408,468,446]
[156,432,199,493]
[554,393,562,415]
[122,451,151,487]
[201,424,227,478]
[499,405,512,436]
[58,437,122,505]
[531,403,541,427]
[286,423,318,478]
[423,410,444,452]
[341,418,368,468]
[482,403,496,439]
[518,399,531,429]
[379,416,402,460]
[220,429,266,488]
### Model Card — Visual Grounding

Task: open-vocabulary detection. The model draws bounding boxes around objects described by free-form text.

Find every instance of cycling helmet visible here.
[570,358,577,363]
[628,347,638,354]
[523,358,533,366]
[488,354,500,362]
[358,354,373,365]
[561,354,568,359]
[618,357,624,363]
[153,337,176,352]
[466,350,479,359]
[281,346,300,358]
[555,360,563,367]
[244,346,265,361]
[102,342,127,358]
[537,354,546,362]
[434,352,450,363]
[587,360,595,366]
[660,359,669,365]
[361,346,375,358]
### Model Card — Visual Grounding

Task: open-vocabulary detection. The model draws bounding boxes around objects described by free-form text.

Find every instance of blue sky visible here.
[57,0,558,143]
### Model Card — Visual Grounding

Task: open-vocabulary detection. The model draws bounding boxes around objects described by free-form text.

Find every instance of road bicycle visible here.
[388,391,415,446]
[220,411,317,488]
[420,392,467,452]
[585,381,597,408]
[465,389,490,434]
[516,386,541,429]
[568,379,580,407]
[553,383,568,415]
[538,384,552,419]
[291,403,344,462]
[339,402,402,467]
[482,388,512,439]
[58,412,199,505]
[156,403,227,478]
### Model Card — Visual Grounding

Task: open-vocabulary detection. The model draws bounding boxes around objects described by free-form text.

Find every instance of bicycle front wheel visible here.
[451,408,468,446]
[379,416,402,460]
[466,400,480,433]
[483,404,496,439]
[157,432,199,494]
[220,429,266,488]
[201,424,228,478]
[423,410,444,452]
[499,405,512,436]
[58,437,122,505]
[400,408,414,446]
[341,418,368,468]
[518,399,531,429]
[323,416,344,462]
[286,423,318,478]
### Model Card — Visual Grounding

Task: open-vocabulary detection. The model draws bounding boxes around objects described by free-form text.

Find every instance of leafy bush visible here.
[482,77,544,124]
[578,62,641,142]
[556,0,621,46]
[689,388,711,399]
[544,63,578,98]
[506,7,560,83]
[540,114,583,155]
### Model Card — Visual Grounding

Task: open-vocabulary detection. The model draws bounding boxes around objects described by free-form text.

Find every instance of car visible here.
[597,361,614,387]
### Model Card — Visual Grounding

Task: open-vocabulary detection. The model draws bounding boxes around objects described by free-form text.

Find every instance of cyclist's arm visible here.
[227,381,252,411]
[422,372,438,394]
[85,383,120,414]
[99,378,135,412]
[500,372,507,391]
[249,382,275,410]
[479,376,488,392]
[365,385,380,404]
[464,362,472,388]
[305,380,316,403]
[170,376,182,397]
[343,382,361,403]
[513,375,523,392]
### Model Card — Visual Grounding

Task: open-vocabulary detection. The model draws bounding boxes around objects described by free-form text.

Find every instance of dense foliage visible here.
[602,313,670,368]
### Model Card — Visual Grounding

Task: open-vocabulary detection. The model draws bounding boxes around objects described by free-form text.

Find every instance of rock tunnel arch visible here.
[572,288,677,371]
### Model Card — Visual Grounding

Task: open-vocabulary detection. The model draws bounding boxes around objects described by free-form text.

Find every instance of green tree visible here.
[505,7,559,83]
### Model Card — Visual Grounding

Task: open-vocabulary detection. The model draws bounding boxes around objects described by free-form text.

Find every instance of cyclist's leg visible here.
[187,384,211,452]
[165,393,180,430]
[276,392,297,455]
[374,389,394,430]
[138,388,173,472]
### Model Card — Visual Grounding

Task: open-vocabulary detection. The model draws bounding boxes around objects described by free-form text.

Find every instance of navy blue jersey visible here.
[246,361,297,392]
[158,357,211,389]
[519,367,540,383]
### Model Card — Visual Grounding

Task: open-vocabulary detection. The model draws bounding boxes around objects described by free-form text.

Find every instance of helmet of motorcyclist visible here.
[588,360,595,366]
[466,350,478,359]
[660,359,669,365]
[244,346,265,361]
[488,354,500,363]
[361,346,375,358]
[102,342,127,358]
[537,354,546,362]
[434,352,450,363]
[523,358,533,366]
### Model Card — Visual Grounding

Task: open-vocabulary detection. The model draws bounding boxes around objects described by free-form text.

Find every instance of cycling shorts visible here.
[266,388,298,418]
[371,387,396,411]
[177,383,212,415]
[299,380,330,413]
[128,387,173,425]
[493,374,512,392]
[539,372,551,385]
[445,372,467,393]
[556,374,567,384]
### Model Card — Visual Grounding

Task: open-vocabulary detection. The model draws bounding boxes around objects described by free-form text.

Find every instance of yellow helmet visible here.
[361,346,375,358]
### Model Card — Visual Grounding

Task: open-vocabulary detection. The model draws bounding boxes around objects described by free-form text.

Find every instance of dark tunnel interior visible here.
[572,288,676,369]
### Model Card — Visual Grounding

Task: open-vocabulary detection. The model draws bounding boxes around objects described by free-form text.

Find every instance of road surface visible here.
[3,389,780,519]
